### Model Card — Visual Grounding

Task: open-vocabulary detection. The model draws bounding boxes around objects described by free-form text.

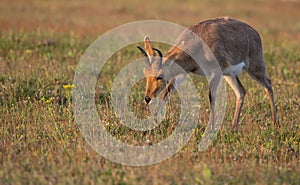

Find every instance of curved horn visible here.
[151,48,163,70]
[152,48,163,59]
[137,46,150,66]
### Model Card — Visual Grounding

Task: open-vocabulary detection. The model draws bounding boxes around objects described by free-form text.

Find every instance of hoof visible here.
[232,125,238,131]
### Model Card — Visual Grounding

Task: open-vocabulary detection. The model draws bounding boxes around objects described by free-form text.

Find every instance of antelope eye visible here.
[156,75,164,81]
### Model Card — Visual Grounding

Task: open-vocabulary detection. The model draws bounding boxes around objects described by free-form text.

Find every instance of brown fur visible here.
[138,17,279,130]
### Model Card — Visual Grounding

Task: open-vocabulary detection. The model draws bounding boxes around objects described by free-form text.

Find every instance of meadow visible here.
[0,0,299,184]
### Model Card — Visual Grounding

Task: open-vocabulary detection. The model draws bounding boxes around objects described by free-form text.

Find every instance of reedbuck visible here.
[137,17,279,130]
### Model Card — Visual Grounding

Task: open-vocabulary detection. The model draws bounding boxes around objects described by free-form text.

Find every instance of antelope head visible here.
[137,36,184,104]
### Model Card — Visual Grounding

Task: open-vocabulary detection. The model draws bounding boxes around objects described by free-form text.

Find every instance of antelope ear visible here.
[144,36,155,57]
[165,41,185,61]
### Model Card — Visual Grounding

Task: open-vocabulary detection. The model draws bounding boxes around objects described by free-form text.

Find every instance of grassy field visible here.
[1,0,300,184]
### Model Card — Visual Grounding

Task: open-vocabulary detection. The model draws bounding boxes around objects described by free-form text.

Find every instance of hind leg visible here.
[262,77,279,126]
[247,68,279,126]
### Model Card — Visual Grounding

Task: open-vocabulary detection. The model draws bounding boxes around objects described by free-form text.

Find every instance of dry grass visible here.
[0,0,299,184]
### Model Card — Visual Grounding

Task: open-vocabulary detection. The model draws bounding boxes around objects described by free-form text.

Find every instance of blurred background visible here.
[1,0,299,40]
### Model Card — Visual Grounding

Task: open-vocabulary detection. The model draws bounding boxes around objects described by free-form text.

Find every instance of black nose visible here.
[145,96,151,104]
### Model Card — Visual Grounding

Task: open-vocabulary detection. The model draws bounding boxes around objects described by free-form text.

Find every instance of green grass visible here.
[1,0,300,184]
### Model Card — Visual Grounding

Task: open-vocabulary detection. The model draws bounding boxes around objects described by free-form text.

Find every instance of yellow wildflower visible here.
[25,49,32,54]
[63,84,75,89]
